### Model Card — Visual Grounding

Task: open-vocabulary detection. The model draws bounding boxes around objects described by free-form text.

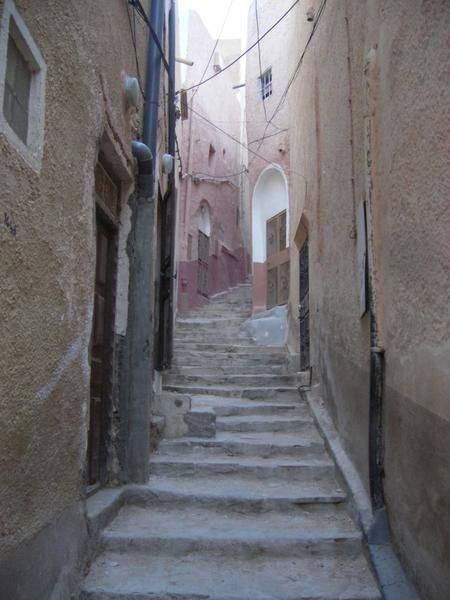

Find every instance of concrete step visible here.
[216,415,314,433]
[164,374,297,387]
[172,351,287,366]
[190,308,251,316]
[176,317,246,327]
[191,395,307,417]
[98,503,363,556]
[169,365,287,376]
[158,431,327,459]
[162,384,299,398]
[173,342,286,353]
[127,473,347,508]
[174,331,253,348]
[81,548,381,600]
[149,453,335,481]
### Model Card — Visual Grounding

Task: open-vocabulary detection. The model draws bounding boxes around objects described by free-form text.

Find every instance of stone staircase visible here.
[80,283,381,600]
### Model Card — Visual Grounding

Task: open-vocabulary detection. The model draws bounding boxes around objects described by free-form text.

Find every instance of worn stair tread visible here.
[163,384,298,397]
[217,415,313,424]
[140,474,346,504]
[151,452,333,467]
[190,394,302,407]
[159,430,325,448]
[101,503,362,547]
[81,550,381,600]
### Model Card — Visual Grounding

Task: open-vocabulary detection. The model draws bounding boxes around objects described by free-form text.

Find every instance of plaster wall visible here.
[0,1,151,597]
[245,0,295,312]
[287,1,450,598]
[177,11,248,313]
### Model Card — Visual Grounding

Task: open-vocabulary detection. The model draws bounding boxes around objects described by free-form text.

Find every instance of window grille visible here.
[259,68,272,100]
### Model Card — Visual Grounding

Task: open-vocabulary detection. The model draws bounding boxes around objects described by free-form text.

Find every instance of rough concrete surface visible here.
[80,285,381,599]
[286,1,450,597]
[0,1,153,597]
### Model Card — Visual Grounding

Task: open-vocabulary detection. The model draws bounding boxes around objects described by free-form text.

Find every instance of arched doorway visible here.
[252,166,289,312]
[295,217,310,370]
[197,203,211,297]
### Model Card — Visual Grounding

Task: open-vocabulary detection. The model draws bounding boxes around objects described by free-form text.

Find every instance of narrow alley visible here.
[81,284,380,599]
[0,1,449,599]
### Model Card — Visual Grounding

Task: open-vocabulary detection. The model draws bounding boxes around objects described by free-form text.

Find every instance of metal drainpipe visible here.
[125,0,165,483]
[367,209,385,510]
[166,0,177,366]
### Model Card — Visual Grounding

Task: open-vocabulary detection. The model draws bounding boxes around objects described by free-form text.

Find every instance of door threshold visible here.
[86,482,101,498]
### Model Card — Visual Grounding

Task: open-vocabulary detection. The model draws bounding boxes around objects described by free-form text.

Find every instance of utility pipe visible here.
[125,0,165,483]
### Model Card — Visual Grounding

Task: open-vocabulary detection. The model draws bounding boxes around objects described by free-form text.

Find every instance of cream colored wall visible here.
[0,0,151,594]
[287,1,450,598]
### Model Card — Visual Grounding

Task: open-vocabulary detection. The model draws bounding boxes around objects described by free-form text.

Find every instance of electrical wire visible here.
[186,103,308,199]
[129,0,172,79]
[186,103,281,169]
[191,0,235,104]
[126,3,146,98]
[248,0,327,166]
[254,0,268,123]
[179,0,301,94]
[248,128,288,144]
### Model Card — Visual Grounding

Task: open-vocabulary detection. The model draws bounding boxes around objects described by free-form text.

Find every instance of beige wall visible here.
[288,1,450,598]
[0,1,153,597]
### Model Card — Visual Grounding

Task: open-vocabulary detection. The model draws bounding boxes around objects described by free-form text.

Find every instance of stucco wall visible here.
[287,1,450,598]
[0,1,150,597]
[245,0,294,313]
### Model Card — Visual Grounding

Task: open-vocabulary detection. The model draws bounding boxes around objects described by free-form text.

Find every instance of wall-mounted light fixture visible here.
[161,153,174,175]
[125,75,139,108]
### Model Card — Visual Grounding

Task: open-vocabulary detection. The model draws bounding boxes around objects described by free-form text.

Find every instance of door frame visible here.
[299,235,310,370]
[197,229,210,297]
[87,162,119,490]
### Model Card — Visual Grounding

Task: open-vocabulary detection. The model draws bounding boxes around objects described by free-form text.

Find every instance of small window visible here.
[187,234,193,260]
[259,68,272,100]
[0,0,47,171]
[3,35,31,143]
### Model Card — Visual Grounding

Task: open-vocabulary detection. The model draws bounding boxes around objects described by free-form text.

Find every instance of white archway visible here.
[252,165,289,262]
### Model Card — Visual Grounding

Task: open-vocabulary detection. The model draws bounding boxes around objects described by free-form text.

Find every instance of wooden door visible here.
[197,230,209,297]
[299,237,310,370]
[156,187,176,370]
[266,210,289,308]
[87,214,116,486]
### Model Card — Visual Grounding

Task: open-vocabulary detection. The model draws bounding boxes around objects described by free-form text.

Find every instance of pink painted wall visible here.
[177,11,249,314]
[245,0,294,313]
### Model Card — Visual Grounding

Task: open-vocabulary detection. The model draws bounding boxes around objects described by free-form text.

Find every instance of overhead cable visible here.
[129,0,172,79]
[249,0,327,164]
[126,3,146,98]
[178,0,301,94]
[191,0,235,104]
[254,0,268,123]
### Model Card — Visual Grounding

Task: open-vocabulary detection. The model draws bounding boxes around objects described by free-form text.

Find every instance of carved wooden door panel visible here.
[197,230,209,297]
[299,236,310,370]
[266,210,289,309]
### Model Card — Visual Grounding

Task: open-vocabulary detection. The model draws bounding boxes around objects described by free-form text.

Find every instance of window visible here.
[3,35,30,143]
[259,68,272,100]
[0,0,46,170]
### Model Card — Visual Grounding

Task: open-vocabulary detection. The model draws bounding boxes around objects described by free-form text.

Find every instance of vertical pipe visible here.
[125,0,165,483]
[168,0,176,165]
